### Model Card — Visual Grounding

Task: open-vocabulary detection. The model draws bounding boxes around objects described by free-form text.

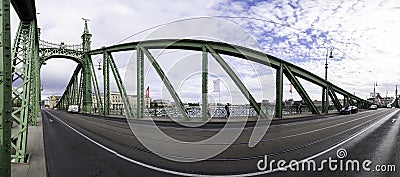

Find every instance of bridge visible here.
[1,0,399,176]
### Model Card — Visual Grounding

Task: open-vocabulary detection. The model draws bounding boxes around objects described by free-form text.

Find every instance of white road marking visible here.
[43,109,399,177]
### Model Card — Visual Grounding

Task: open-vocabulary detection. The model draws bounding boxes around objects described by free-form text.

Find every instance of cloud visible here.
[11,0,400,103]
[213,0,400,100]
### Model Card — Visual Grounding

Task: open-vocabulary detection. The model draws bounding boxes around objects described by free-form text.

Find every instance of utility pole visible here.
[322,47,333,113]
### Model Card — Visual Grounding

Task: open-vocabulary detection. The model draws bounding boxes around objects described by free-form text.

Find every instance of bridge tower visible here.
[81,19,93,113]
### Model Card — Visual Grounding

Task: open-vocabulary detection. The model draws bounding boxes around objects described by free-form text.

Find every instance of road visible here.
[42,108,399,176]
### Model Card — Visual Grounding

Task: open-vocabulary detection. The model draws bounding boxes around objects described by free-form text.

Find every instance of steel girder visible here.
[201,45,208,120]
[275,62,283,118]
[90,57,103,115]
[206,44,268,119]
[283,64,320,114]
[140,47,189,120]
[0,0,12,175]
[90,39,370,113]
[136,46,144,118]
[328,89,342,111]
[108,53,133,118]
[81,21,93,113]
[103,50,110,115]
[55,65,82,110]
[10,20,39,163]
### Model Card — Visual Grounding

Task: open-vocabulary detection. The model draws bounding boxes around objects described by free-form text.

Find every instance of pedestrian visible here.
[225,103,230,118]
[207,105,211,118]
[154,102,158,116]
[298,103,302,114]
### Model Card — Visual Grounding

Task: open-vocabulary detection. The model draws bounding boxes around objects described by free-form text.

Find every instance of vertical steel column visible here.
[81,20,92,113]
[72,74,79,105]
[0,0,11,175]
[206,44,268,119]
[103,51,110,115]
[29,22,39,126]
[275,62,283,118]
[140,47,190,120]
[321,87,326,113]
[108,53,133,118]
[201,46,208,121]
[136,46,144,118]
[89,59,103,114]
[323,85,330,113]
[11,21,36,163]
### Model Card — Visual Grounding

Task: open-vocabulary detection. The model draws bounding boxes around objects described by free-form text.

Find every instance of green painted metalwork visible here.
[206,44,268,119]
[283,64,320,114]
[0,0,12,175]
[107,53,133,118]
[201,45,208,121]
[136,46,144,118]
[328,89,342,111]
[90,55,103,115]
[56,65,82,110]
[140,46,189,120]
[103,50,110,115]
[275,62,283,118]
[90,39,370,114]
[11,20,39,163]
[81,20,93,113]
[323,85,330,113]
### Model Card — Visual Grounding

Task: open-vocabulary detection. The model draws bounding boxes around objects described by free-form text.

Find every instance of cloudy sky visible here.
[11,0,400,103]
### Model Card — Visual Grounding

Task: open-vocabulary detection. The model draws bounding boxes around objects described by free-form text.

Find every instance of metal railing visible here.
[39,40,83,51]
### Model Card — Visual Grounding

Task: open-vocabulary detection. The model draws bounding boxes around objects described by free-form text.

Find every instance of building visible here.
[47,95,62,108]
[92,92,151,112]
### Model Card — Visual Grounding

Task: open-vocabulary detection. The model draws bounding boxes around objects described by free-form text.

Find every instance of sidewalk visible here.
[11,115,46,177]
[92,111,339,123]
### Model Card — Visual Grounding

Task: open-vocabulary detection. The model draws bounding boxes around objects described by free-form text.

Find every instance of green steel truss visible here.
[2,1,374,174]
[90,39,370,118]
[11,20,39,163]
[0,0,12,175]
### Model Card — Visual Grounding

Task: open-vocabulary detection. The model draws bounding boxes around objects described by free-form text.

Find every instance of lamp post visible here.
[373,82,377,104]
[322,47,334,113]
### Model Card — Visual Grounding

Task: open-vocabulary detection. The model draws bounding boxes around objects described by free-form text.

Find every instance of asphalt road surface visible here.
[42,108,399,177]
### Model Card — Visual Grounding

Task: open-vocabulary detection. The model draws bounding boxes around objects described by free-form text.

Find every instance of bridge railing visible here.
[39,40,83,51]
[142,105,275,118]
[102,105,338,118]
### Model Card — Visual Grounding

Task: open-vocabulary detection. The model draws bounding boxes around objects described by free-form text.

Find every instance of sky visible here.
[11,0,400,103]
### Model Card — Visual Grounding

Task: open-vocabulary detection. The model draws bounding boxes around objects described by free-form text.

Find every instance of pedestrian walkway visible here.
[94,111,340,123]
[11,115,46,177]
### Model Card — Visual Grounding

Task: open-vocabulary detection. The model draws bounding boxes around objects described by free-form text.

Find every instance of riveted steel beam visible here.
[89,39,367,106]
[275,62,283,118]
[0,0,12,174]
[140,46,189,120]
[201,45,208,121]
[89,55,103,115]
[108,52,133,118]
[206,44,268,119]
[328,88,342,111]
[136,46,144,119]
[283,64,319,114]
[103,50,110,115]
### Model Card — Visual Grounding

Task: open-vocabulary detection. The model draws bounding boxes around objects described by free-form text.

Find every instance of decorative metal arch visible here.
[39,40,84,65]
[90,39,370,119]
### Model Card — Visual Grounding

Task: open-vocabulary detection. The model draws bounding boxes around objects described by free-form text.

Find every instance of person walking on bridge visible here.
[225,103,231,118]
